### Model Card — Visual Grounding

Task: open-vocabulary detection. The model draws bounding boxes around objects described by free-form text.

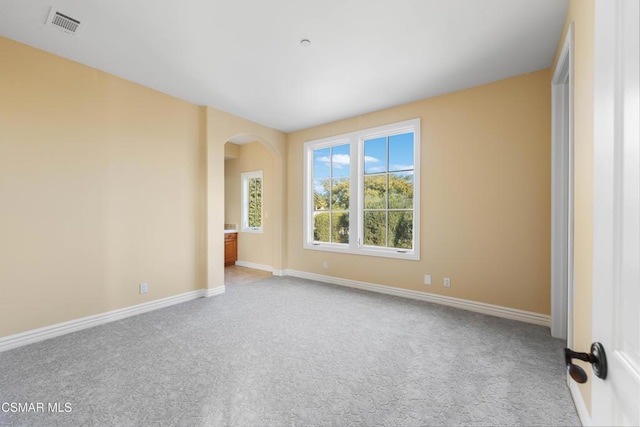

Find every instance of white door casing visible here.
[592,0,640,425]
[551,23,574,341]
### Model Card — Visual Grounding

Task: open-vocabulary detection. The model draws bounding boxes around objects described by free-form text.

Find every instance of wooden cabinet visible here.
[224,232,237,266]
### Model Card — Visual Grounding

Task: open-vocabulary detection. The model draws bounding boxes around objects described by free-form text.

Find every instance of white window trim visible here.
[241,170,263,234]
[303,118,420,260]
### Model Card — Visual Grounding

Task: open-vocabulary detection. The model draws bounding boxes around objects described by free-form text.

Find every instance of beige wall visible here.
[286,69,552,315]
[225,142,275,267]
[552,0,595,414]
[225,153,241,228]
[224,142,241,232]
[0,37,206,337]
[224,142,240,159]
[0,36,287,338]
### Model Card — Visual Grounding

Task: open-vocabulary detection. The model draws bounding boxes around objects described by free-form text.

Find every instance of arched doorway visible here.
[223,134,277,285]
[202,106,286,296]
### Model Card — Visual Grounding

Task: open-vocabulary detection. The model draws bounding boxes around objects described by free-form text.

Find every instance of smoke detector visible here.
[45,7,81,35]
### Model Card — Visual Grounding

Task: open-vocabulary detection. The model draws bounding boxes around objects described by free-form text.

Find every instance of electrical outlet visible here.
[322,261,328,269]
[140,282,148,294]
[444,277,451,288]
[424,274,431,285]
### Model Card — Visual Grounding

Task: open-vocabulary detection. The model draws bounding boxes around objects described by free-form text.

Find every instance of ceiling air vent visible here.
[45,8,81,34]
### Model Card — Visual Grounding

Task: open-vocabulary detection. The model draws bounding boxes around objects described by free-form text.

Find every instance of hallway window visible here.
[242,170,263,233]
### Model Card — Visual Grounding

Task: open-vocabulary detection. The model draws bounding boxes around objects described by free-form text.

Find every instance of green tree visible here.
[314,178,349,243]
[248,177,262,227]
[389,211,413,249]
[330,178,350,210]
[313,173,413,248]
[331,212,349,243]
[362,173,413,248]
[314,212,330,242]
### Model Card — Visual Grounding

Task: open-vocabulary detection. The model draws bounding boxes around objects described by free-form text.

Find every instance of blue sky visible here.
[365,132,414,174]
[313,133,414,193]
[313,144,350,180]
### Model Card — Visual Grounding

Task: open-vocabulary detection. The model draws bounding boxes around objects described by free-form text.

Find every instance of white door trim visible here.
[551,23,574,341]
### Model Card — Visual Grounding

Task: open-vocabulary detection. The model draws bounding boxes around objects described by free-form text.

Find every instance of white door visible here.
[592,0,640,425]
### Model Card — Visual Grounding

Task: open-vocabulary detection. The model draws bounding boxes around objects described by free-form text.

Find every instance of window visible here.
[241,170,263,233]
[303,118,420,260]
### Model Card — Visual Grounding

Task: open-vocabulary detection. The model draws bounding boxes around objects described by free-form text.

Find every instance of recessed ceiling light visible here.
[300,39,311,48]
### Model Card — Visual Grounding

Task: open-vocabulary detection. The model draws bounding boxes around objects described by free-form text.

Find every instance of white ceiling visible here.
[0,0,569,133]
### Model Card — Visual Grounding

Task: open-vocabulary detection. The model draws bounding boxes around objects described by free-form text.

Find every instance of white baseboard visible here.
[1,269,550,353]
[568,379,590,426]
[0,287,225,353]
[234,260,273,272]
[282,269,551,327]
[204,285,225,297]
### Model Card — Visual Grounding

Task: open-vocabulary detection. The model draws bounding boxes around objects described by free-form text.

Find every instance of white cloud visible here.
[366,166,386,173]
[332,154,350,165]
[364,156,379,163]
[390,164,413,171]
[316,153,350,169]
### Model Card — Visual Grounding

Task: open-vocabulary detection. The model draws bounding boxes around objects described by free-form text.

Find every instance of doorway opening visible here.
[550,24,574,342]
[223,134,276,286]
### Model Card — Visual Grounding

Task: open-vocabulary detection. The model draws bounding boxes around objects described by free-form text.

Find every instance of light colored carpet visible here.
[0,276,580,426]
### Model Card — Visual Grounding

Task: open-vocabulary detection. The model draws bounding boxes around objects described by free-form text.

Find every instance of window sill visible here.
[242,227,263,234]
[303,242,419,261]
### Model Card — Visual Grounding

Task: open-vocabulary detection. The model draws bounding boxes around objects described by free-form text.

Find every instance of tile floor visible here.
[224,265,272,285]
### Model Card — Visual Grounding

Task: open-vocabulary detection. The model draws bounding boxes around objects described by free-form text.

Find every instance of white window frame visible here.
[241,170,263,234]
[303,118,420,260]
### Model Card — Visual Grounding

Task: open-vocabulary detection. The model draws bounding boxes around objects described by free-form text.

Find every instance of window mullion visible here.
[385,174,389,248]
[352,137,360,249]
[329,146,333,244]
[385,136,390,248]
